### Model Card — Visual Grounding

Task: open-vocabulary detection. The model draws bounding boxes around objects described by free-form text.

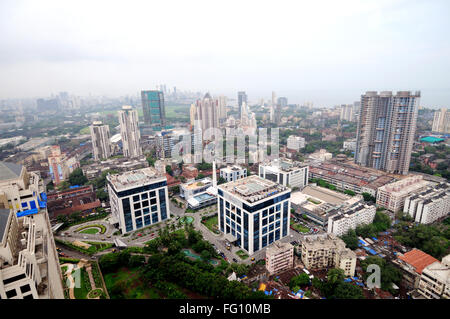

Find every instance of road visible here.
[54,201,325,266]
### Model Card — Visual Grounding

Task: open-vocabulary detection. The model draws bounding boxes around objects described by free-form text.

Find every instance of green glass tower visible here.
[141,90,166,130]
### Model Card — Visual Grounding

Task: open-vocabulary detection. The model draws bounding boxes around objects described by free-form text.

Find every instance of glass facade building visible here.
[141,90,166,130]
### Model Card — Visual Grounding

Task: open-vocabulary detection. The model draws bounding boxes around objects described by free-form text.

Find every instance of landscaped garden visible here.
[75,224,107,234]
[201,215,219,234]
[290,218,310,233]
[236,250,249,260]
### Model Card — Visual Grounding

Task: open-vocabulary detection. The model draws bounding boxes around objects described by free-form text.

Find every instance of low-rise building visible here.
[343,139,357,152]
[259,159,309,190]
[327,202,376,236]
[265,242,294,275]
[46,185,101,219]
[393,249,439,291]
[377,175,430,213]
[180,177,213,200]
[403,182,450,224]
[290,185,361,227]
[220,165,247,182]
[308,160,396,197]
[308,149,332,161]
[301,233,356,277]
[417,254,450,299]
[286,136,305,151]
[107,167,170,233]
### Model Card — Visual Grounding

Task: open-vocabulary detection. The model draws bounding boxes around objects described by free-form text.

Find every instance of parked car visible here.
[232,258,238,263]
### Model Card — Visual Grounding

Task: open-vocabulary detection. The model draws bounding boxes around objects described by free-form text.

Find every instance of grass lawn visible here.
[291,219,310,233]
[73,268,91,299]
[236,250,249,260]
[104,267,162,299]
[80,228,100,234]
[203,216,219,234]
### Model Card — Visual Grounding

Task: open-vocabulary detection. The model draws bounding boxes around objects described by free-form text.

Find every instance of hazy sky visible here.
[1,0,449,107]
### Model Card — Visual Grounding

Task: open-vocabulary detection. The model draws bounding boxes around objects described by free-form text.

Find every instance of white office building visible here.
[259,159,309,190]
[107,167,170,234]
[287,136,306,151]
[217,175,291,255]
[403,183,450,224]
[220,165,247,182]
[118,105,142,158]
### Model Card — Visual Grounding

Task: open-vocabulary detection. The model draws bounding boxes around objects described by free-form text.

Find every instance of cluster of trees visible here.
[196,161,212,171]
[289,273,310,291]
[340,211,391,249]
[362,192,376,203]
[410,144,450,179]
[56,208,109,228]
[68,168,88,186]
[393,222,450,259]
[100,226,266,299]
[360,256,402,295]
[312,268,364,299]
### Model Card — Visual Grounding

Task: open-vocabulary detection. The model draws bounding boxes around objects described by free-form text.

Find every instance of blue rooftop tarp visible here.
[352,277,358,281]
[344,278,352,282]
[371,237,378,241]
[356,282,365,287]
[69,185,81,189]
[368,249,377,255]
[40,192,47,201]
[16,208,38,217]
[38,200,46,208]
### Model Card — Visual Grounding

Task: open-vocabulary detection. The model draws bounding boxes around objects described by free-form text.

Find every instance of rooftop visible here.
[107,167,165,191]
[398,249,438,274]
[379,175,429,195]
[219,175,289,204]
[0,161,23,181]
[182,177,212,190]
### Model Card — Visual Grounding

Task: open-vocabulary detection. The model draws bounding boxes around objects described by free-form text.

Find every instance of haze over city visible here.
[1,0,450,107]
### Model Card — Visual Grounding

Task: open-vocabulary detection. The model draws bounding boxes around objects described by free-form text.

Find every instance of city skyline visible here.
[0,0,450,107]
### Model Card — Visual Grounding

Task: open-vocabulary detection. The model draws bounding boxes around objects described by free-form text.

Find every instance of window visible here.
[142,200,149,207]
[6,289,17,298]
[141,193,148,200]
[134,210,142,217]
[133,202,141,210]
[133,195,140,202]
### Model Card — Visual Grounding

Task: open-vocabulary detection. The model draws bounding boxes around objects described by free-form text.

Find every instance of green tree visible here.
[289,273,311,289]
[68,168,88,186]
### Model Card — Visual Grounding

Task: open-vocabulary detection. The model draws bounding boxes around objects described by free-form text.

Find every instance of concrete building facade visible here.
[355,91,420,175]
[118,105,142,158]
[89,121,112,161]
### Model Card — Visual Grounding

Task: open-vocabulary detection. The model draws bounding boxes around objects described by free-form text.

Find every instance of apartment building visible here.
[118,105,142,158]
[340,104,355,122]
[0,163,64,299]
[265,242,294,275]
[432,108,450,134]
[403,182,450,224]
[217,175,291,255]
[355,91,420,175]
[301,233,356,277]
[327,202,376,236]
[89,121,112,161]
[308,149,332,161]
[220,165,247,182]
[259,159,309,190]
[47,145,80,185]
[377,175,430,213]
[417,254,450,299]
[107,167,170,234]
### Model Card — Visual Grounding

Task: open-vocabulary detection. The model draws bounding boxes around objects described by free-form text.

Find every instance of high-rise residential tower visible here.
[355,91,420,175]
[193,93,219,134]
[432,108,450,133]
[118,105,142,158]
[141,90,166,130]
[238,91,247,120]
[89,121,112,161]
